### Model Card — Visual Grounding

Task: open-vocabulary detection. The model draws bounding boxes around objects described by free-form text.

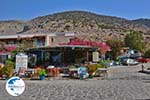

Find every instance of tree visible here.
[125,31,145,52]
[17,38,34,52]
[144,49,150,58]
[106,39,124,60]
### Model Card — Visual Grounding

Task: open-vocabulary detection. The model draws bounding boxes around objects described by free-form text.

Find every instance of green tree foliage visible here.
[17,38,34,51]
[106,39,124,60]
[125,31,145,52]
[144,49,150,58]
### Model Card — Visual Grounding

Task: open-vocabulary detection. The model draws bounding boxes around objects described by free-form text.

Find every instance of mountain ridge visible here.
[0,11,150,41]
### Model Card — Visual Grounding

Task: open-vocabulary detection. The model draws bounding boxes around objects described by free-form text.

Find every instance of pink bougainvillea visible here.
[60,37,110,54]
[0,42,17,54]
[5,45,17,52]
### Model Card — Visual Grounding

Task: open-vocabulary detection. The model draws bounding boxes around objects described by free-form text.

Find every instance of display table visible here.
[47,67,60,77]
[98,68,108,77]
[60,67,69,74]
[69,68,78,78]
[25,69,35,77]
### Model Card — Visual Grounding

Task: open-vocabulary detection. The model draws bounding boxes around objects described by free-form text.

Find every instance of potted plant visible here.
[2,65,14,79]
[0,63,4,77]
[87,64,97,78]
[37,69,47,80]
[95,63,104,76]
[1,59,14,79]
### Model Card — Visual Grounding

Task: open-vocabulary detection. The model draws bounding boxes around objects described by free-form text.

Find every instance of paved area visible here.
[0,63,150,100]
[108,63,150,80]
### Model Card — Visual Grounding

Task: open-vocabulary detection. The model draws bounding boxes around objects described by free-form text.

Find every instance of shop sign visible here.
[15,53,28,73]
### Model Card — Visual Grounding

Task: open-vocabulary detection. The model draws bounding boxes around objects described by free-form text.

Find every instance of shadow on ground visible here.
[139,70,150,74]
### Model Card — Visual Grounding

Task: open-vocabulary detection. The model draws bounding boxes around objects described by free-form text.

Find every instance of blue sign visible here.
[6,77,25,96]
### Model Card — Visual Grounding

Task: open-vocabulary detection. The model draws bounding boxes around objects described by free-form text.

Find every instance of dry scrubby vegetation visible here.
[0,11,150,43]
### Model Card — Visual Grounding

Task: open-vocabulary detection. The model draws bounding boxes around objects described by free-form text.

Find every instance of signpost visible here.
[15,53,28,74]
[92,52,99,62]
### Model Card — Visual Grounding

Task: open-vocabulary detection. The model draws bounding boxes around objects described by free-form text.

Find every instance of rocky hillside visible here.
[0,20,27,35]
[132,19,150,35]
[0,11,150,41]
[132,18,150,28]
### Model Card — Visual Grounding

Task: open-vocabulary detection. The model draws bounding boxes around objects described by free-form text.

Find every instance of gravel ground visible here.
[0,63,150,100]
[108,63,150,80]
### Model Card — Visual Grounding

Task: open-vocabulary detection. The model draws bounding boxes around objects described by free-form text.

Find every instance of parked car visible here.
[119,56,128,65]
[137,57,150,63]
[126,59,139,65]
[120,57,138,65]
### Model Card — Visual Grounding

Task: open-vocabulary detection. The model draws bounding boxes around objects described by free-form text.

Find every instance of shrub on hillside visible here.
[144,49,150,58]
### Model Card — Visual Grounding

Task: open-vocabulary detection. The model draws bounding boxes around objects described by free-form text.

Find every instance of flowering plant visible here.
[60,37,110,54]
[0,42,17,54]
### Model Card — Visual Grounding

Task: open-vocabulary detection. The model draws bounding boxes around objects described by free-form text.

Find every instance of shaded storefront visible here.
[28,45,98,67]
[0,53,8,64]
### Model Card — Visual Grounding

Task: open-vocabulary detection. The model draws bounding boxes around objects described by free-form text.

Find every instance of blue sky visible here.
[0,0,150,20]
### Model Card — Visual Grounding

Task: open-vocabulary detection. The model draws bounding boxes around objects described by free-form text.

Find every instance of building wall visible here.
[0,37,45,48]
[0,32,75,47]
[47,36,72,46]
[45,32,74,46]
